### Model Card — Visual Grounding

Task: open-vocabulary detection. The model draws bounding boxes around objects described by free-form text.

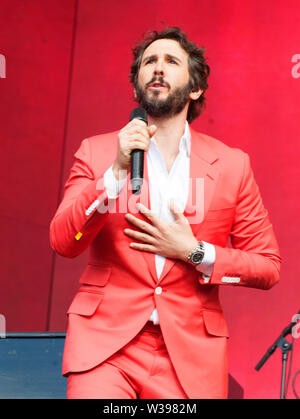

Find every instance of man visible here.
[50,27,281,399]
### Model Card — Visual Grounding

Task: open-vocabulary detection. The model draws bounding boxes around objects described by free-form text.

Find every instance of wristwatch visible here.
[187,241,205,265]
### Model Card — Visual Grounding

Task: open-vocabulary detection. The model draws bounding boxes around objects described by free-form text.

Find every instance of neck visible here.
[147,108,188,157]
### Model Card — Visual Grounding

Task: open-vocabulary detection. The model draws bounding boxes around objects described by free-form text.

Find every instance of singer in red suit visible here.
[50,27,281,399]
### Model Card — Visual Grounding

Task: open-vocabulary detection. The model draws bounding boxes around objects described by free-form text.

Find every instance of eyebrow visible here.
[142,53,182,64]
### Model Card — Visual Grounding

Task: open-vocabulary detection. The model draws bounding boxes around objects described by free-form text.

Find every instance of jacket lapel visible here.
[184,128,219,236]
[157,128,219,283]
[128,154,158,283]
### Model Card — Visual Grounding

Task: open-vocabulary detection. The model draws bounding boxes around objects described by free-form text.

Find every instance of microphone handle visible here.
[131,149,144,195]
[129,108,147,195]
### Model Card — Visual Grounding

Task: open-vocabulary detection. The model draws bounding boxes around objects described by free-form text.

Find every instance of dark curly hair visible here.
[129,27,210,123]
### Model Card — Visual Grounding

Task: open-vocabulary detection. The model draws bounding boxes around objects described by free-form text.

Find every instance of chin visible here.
[149,92,169,101]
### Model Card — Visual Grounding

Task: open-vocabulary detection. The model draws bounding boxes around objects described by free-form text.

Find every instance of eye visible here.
[145,58,155,64]
[167,57,178,64]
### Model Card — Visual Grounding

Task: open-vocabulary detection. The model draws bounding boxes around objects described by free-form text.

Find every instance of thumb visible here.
[148,125,157,137]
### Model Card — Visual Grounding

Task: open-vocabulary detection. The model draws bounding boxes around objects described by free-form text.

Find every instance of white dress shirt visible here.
[103,121,215,324]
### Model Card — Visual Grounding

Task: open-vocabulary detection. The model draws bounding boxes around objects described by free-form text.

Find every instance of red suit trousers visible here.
[67,321,189,399]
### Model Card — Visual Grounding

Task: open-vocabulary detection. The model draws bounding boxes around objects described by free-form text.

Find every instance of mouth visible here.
[148,81,168,91]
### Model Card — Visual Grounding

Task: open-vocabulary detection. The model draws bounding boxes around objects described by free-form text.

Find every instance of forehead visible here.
[142,38,188,62]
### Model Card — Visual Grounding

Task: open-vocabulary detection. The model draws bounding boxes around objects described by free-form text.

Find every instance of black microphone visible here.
[129,108,148,195]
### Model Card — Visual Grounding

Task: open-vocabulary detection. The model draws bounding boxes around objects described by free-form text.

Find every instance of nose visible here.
[153,58,164,77]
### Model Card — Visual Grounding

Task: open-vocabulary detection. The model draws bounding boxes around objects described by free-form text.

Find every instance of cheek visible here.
[177,71,190,86]
[137,68,149,85]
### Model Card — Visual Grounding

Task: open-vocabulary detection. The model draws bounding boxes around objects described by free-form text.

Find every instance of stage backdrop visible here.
[0,0,300,399]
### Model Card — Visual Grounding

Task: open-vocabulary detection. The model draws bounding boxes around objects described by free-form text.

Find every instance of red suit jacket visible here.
[50,127,281,398]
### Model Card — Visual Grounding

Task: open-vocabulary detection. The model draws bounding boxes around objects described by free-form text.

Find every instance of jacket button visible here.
[155,287,162,295]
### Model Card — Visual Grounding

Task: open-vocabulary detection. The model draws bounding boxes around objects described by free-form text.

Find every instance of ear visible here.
[133,88,137,99]
[189,88,203,101]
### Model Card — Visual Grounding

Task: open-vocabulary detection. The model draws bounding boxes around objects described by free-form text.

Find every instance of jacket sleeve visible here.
[49,138,115,258]
[199,151,281,290]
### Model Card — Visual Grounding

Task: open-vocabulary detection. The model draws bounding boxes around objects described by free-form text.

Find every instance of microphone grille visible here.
[129,108,148,125]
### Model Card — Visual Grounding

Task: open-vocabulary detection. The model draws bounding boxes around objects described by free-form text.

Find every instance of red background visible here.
[0,0,300,398]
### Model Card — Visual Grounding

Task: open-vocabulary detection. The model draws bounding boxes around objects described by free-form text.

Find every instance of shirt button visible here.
[155,287,162,295]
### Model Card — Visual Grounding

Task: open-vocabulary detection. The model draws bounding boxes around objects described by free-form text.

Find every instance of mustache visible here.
[146,77,170,89]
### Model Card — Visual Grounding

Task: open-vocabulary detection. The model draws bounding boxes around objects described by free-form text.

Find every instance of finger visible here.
[128,134,150,150]
[125,213,156,234]
[128,120,148,128]
[129,140,149,151]
[136,203,160,227]
[169,200,188,223]
[127,126,149,138]
[128,119,148,129]
[129,242,157,253]
[119,121,148,137]
[124,228,155,244]
[127,133,148,143]
[148,125,157,137]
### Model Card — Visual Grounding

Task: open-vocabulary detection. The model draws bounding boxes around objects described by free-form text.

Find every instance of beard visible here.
[134,78,192,119]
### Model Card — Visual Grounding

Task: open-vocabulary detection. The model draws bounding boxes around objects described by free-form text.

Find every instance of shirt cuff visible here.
[103,165,127,199]
[195,241,216,283]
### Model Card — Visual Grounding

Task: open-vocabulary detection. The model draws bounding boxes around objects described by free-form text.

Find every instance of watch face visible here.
[191,251,204,264]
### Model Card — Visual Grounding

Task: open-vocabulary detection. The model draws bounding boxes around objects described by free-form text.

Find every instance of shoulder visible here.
[73,131,119,174]
[193,128,246,157]
[83,130,119,151]
[190,127,249,172]
[75,130,119,159]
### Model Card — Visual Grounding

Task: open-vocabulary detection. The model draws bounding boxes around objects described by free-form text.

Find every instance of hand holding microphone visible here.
[113,108,156,194]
